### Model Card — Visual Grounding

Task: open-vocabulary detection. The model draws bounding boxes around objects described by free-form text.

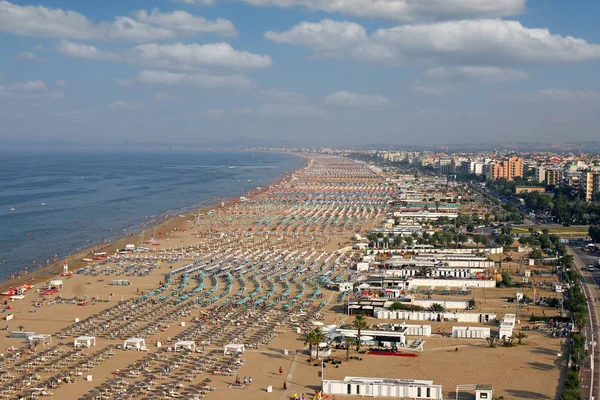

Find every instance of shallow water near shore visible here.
[0,150,303,277]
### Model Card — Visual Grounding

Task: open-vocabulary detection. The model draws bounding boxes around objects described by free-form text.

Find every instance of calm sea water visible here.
[0,150,303,278]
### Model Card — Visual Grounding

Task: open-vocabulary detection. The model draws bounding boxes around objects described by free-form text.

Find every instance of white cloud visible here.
[538,89,600,102]
[54,80,67,87]
[11,80,46,91]
[134,9,236,37]
[257,103,326,118]
[409,80,453,96]
[204,109,228,118]
[267,19,600,66]
[178,0,215,4]
[0,1,236,41]
[373,19,600,65]
[411,66,528,96]
[58,40,116,60]
[325,91,389,107]
[265,19,367,52]
[58,41,271,72]
[33,44,44,51]
[137,70,253,89]
[108,100,135,110]
[131,42,272,70]
[260,88,304,102]
[0,85,10,98]
[16,51,36,60]
[0,79,66,101]
[239,0,525,22]
[423,66,529,83]
[152,92,171,100]
[232,107,253,116]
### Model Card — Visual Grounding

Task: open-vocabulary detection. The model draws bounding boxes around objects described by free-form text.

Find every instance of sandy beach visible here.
[0,154,565,400]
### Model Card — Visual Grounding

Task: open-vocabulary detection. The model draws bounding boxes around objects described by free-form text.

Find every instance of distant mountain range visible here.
[1,138,599,153]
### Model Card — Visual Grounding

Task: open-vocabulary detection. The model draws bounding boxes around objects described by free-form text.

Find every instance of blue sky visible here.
[1,0,600,147]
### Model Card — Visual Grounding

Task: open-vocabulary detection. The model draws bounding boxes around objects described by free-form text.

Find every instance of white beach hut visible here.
[224,343,246,355]
[175,340,196,352]
[124,338,146,351]
[28,334,52,347]
[74,336,96,348]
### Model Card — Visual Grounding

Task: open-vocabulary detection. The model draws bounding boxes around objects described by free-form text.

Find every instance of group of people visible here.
[235,376,252,385]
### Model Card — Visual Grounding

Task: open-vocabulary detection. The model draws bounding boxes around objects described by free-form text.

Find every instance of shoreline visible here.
[1,151,308,291]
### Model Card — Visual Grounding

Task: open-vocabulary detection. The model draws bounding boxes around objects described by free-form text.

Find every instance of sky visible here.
[1,0,600,147]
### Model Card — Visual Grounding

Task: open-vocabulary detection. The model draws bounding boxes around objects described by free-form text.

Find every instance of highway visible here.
[569,242,600,400]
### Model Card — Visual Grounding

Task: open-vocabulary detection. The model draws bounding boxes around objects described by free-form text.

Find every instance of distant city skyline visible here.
[1,0,600,146]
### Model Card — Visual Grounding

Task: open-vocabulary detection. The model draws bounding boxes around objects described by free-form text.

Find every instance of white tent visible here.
[74,336,96,348]
[28,334,52,346]
[224,343,245,355]
[175,340,196,351]
[124,338,146,351]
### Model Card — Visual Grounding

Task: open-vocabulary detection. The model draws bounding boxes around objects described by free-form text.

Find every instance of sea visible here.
[0,150,304,278]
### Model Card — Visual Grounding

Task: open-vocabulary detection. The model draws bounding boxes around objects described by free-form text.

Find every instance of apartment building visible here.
[489,157,524,181]
[544,168,563,186]
[581,170,600,202]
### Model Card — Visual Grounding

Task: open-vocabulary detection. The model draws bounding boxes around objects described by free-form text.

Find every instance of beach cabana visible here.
[28,334,52,347]
[74,336,96,348]
[175,340,196,352]
[124,338,146,350]
[223,343,245,355]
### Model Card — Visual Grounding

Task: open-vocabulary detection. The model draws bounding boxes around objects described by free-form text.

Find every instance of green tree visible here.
[353,313,368,351]
[530,248,544,260]
[589,225,600,243]
[429,303,445,312]
[513,331,528,344]
[312,327,326,360]
[304,331,317,362]
[501,270,514,287]
[344,336,356,360]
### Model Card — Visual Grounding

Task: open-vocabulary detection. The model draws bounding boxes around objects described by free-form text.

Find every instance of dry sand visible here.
[0,155,567,400]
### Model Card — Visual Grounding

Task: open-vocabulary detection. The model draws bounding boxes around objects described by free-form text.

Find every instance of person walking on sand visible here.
[283,381,287,390]
[279,366,283,375]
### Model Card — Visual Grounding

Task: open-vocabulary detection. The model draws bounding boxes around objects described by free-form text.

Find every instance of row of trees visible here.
[305,314,370,362]
[521,188,600,225]
[366,231,488,250]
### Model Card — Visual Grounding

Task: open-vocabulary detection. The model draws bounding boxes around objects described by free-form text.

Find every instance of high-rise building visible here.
[581,170,600,202]
[490,157,524,181]
[544,168,563,186]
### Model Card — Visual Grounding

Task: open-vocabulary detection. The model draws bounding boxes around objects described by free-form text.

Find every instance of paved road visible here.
[569,245,600,400]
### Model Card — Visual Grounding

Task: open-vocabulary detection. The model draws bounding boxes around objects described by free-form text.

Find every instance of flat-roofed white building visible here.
[323,377,443,399]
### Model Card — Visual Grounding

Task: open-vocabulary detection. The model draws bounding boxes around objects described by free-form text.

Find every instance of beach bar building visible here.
[322,377,443,399]
[452,326,491,339]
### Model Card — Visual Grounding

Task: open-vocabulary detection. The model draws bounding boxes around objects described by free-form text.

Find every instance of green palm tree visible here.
[312,327,326,359]
[353,314,368,351]
[513,331,528,345]
[305,331,317,361]
[343,336,356,360]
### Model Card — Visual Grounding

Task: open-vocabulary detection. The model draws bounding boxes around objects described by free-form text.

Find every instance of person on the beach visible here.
[279,366,283,374]
[249,377,252,384]
[283,381,287,390]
